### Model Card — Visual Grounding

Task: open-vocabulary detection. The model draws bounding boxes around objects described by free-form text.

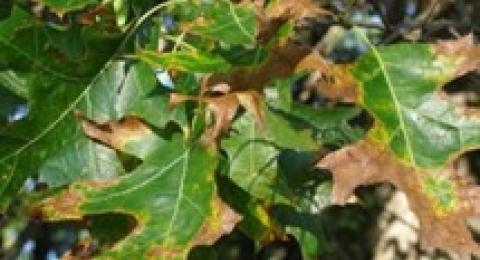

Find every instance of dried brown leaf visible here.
[61,239,97,260]
[318,140,480,255]
[75,111,152,152]
[296,52,359,103]
[265,0,331,20]
[192,196,242,246]
[170,90,264,143]
[204,43,310,91]
[434,34,480,78]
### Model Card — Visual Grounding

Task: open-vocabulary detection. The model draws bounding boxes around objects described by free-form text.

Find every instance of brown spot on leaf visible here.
[434,34,480,78]
[146,246,182,259]
[318,140,480,255]
[83,179,120,189]
[35,187,85,221]
[75,111,152,152]
[62,238,97,259]
[192,196,242,246]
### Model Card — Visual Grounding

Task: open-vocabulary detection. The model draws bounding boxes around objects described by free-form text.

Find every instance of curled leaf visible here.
[75,111,164,159]
[170,89,264,143]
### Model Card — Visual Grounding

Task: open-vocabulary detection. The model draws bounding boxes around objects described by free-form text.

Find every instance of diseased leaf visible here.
[35,135,226,258]
[296,52,359,103]
[353,35,480,168]
[170,89,264,143]
[433,34,480,78]
[265,0,330,21]
[318,34,480,254]
[190,196,242,247]
[76,113,164,159]
[216,174,284,243]
[204,43,310,91]
[223,108,336,259]
[318,141,480,254]
[0,61,158,207]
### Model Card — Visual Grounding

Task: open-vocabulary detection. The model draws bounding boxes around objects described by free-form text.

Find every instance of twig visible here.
[381,0,451,44]
[366,0,392,31]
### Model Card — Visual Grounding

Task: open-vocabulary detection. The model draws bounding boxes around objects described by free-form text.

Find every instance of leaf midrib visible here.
[227,1,254,43]
[366,40,416,165]
[85,150,189,203]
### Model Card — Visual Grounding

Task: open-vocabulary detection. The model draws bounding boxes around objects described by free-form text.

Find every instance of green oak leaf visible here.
[265,75,364,145]
[188,0,258,45]
[0,5,32,40]
[222,105,339,259]
[353,41,480,169]
[37,135,220,259]
[137,50,232,73]
[0,5,122,81]
[0,61,164,210]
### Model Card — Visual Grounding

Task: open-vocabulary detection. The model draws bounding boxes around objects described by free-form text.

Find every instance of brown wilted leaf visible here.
[170,89,264,143]
[265,0,331,20]
[192,196,242,246]
[296,52,359,103]
[75,111,152,152]
[318,140,480,255]
[62,239,97,260]
[204,43,310,92]
[434,34,480,78]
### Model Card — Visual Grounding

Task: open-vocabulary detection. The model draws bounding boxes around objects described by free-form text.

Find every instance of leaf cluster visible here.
[1,0,480,259]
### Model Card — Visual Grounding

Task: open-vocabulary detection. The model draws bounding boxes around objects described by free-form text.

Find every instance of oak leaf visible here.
[170,89,264,143]
[295,52,359,103]
[75,112,163,159]
[318,141,480,254]
[318,34,480,254]
[265,0,331,21]
[33,135,241,258]
[204,43,310,91]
